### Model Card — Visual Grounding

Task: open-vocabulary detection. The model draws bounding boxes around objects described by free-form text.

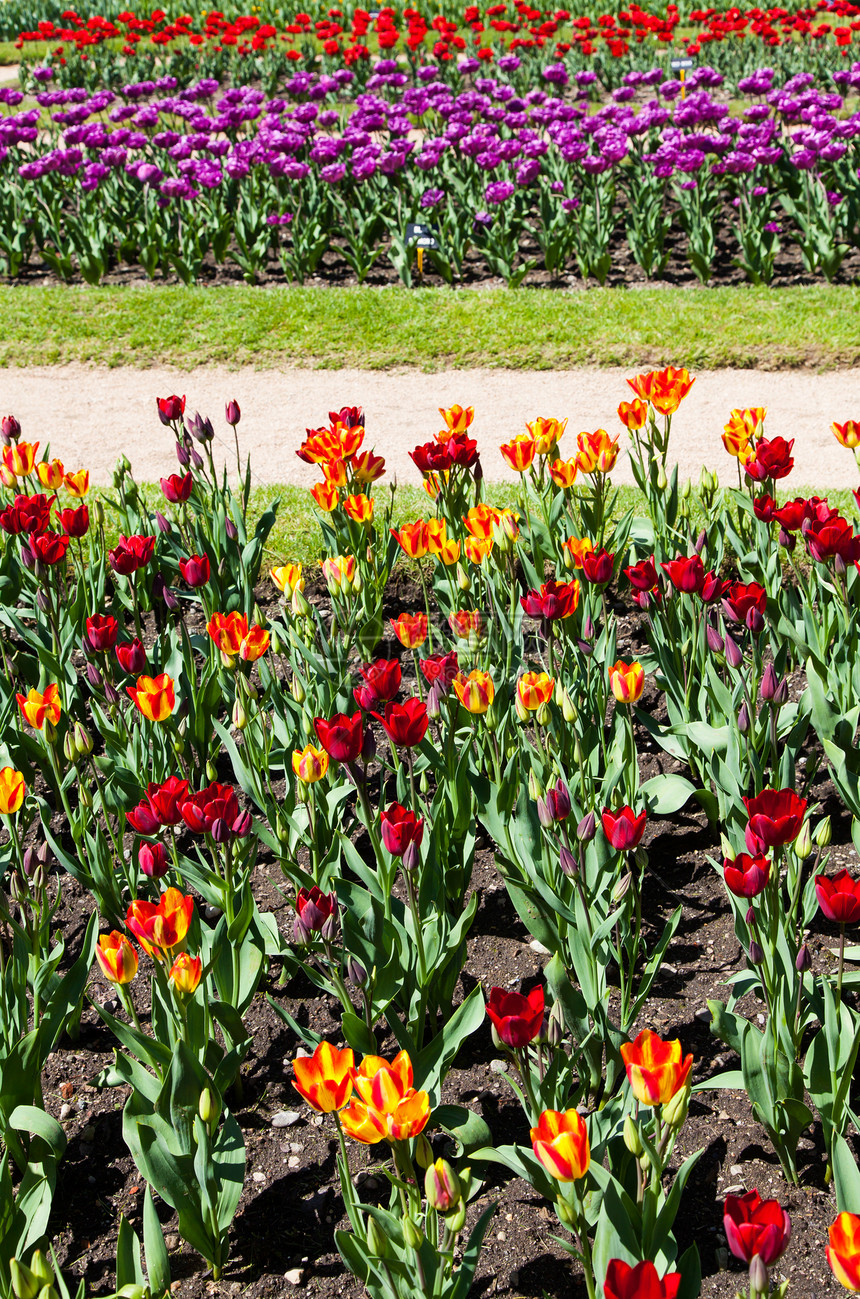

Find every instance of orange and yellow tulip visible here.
[352,450,386,483]
[500,434,537,474]
[95,931,139,985]
[3,440,38,477]
[322,554,356,592]
[438,404,474,436]
[453,669,494,714]
[627,366,695,416]
[620,1029,693,1107]
[292,744,329,783]
[391,520,429,559]
[576,429,619,475]
[463,503,500,540]
[832,421,860,451]
[343,493,374,524]
[37,458,65,489]
[617,398,648,431]
[293,1040,355,1113]
[827,1213,860,1291]
[527,416,568,455]
[126,887,193,960]
[340,1050,430,1144]
[17,683,61,730]
[207,612,270,662]
[448,609,483,640]
[64,469,89,497]
[390,611,428,648]
[464,535,493,565]
[517,671,554,712]
[127,673,176,722]
[322,458,348,488]
[723,408,765,458]
[563,536,595,569]
[549,457,578,489]
[530,1109,590,1182]
[310,481,339,512]
[497,508,520,542]
[271,563,304,596]
[608,659,645,705]
[169,952,202,995]
[0,767,25,814]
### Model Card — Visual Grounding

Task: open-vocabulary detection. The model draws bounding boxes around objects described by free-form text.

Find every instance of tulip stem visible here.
[838,925,846,1010]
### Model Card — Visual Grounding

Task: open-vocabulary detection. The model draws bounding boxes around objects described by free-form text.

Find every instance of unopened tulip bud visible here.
[225,517,238,541]
[796,942,812,973]
[536,796,552,828]
[426,682,442,720]
[635,845,648,869]
[613,873,632,903]
[402,840,420,874]
[794,820,812,860]
[425,1159,461,1212]
[74,722,93,757]
[550,778,571,820]
[63,732,79,764]
[577,810,596,842]
[695,528,707,555]
[414,1134,433,1169]
[535,701,551,727]
[361,728,376,762]
[22,847,37,878]
[657,465,668,491]
[815,816,832,848]
[292,587,312,618]
[623,1115,644,1156]
[36,590,50,614]
[559,845,578,876]
[347,956,367,988]
[582,613,594,641]
[19,541,35,570]
[528,769,543,802]
[662,1080,690,1128]
[402,1214,424,1251]
[760,663,778,701]
[561,547,573,571]
[706,624,724,654]
[835,553,848,576]
[556,1199,576,1227]
[10,1258,40,1299]
[2,415,21,444]
[446,1200,468,1233]
[547,999,564,1046]
[561,689,577,723]
[290,675,306,704]
[746,607,764,636]
[28,1253,54,1289]
[232,699,248,731]
[749,1253,768,1299]
[737,700,750,734]
[156,511,171,534]
[175,439,190,467]
[773,677,789,706]
[749,940,764,965]
[321,910,338,941]
[745,906,755,926]
[515,692,531,723]
[366,1216,388,1258]
[725,633,743,669]
[225,399,241,427]
[457,563,470,592]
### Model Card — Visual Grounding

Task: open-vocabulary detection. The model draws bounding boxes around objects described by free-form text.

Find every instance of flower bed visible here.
[2,57,860,286]
[2,377,860,1298]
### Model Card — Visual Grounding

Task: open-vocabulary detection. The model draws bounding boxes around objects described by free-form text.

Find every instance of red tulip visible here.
[157,394,186,425]
[486,985,544,1048]
[358,658,402,703]
[815,871,860,926]
[179,554,210,587]
[420,650,460,691]
[602,806,647,851]
[723,853,771,898]
[660,554,704,595]
[126,801,160,836]
[0,493,54,535]
[521,579,580,620]
[32,531,69,565]
[146,776,190,827]
[743,788,806,853]
[724,1190,791,1266]
[743,436,795,483]
[86,614,119,652]
[380,802,424,856]
[109,534,155,575]
[295,886,338,933]
[314,712,364,764]
[805,515,860,565]
[369,698,428,748]
[139,842,169,879]
[624,557,659,592]
[181,782,248,838]
[581,548,614,586]
[753,495,777,523]
[604,1259,681,1299]
[722,582,767,625]
[160,472,193,503]
[116,638,147,675]
[56,503,89,537]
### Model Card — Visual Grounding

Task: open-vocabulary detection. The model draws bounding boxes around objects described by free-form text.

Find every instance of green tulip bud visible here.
[173,737,185,758]
[351,572,362,595]
[198,1087,215,1125]
[291,675,306,704]
[116,1286,148,1299]
[79,782,92,808]
[681,477,692,500]
[419,771,429,795]
[547,999,564,1047]
[401,1213,424,1251]
[365,1216,388,1258]
[414,1134,433,1170]
[555,1198,576,1227]
[271,629,285,655]
[535,701,551,727]
[446,1200,467,1233]
[515,692,531,723]
[93,499,105,527]
[794,820,812,860]
[561,689,577,724]
[292,587,312,618]
[206,760,217,782]
[561,546,573,571]
[657,466,668,492]
[816,816,832,848]
[457,564,470,592]
[10,1258,41,1299]
[634,846,649,870]
[662,1081,691,1129]
[232,699,248,731]
[528,769,543,802]
[623,1115,644,1157]
[28,1254,54,1288]
[573,736,583,766]
[63,731,79,765]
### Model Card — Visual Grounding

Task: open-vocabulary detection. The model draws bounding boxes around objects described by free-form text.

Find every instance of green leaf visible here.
[143,1184,171,1297]
[116,1215,144,1290]
[8,1107,66,1159]
[639,773,697,815]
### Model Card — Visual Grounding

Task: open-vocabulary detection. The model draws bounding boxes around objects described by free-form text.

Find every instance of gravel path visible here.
[4,363,859,490]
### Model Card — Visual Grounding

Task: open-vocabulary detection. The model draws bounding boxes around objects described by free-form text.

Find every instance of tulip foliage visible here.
[4,377,860,1298]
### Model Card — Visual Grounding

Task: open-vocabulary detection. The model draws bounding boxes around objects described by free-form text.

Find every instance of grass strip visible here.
[1,284,859,371]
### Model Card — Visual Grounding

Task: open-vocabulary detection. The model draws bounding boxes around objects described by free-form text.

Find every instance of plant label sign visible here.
[670,57,694,70]
[406,222,439,250]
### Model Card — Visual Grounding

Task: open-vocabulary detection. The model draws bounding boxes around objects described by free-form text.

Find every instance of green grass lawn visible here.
[1,284,858,371]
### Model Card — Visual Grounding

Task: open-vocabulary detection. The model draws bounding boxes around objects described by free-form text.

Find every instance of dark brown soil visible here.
[17,579,855,1299]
